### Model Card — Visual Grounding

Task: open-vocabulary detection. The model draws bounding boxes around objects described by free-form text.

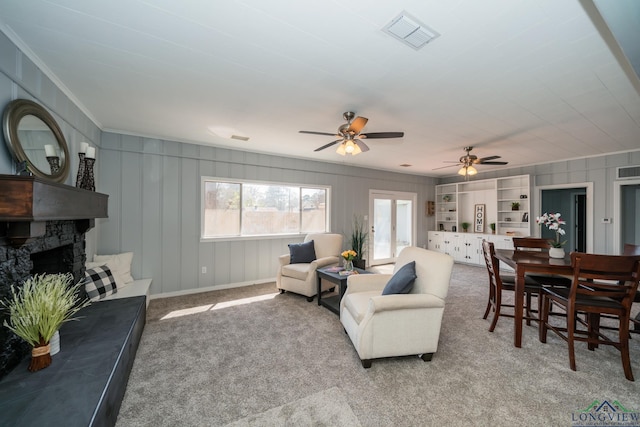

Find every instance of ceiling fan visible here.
[299,111,404,156]
[434,146,508,176]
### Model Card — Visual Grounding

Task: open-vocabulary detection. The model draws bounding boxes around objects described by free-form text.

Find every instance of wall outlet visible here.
[201,266,207,274]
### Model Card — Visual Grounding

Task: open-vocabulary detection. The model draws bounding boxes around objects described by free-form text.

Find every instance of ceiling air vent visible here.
[617,165,640,179]
[383,11,440,50]
[231,135,249,141]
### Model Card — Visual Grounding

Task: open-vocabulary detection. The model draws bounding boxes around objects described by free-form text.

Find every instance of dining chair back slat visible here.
[512,237,551,251]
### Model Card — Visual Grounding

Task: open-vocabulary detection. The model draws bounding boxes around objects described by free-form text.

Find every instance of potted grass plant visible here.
[350,215,368,270]
[1,273,90,372]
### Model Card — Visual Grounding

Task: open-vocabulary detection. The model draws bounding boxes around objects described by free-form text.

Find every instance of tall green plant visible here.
[350,215,368,261]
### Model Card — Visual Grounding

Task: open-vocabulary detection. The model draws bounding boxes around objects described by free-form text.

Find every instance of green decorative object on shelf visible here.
[489,223,496,234]
[511,202,520,210]
[461,222,470,232]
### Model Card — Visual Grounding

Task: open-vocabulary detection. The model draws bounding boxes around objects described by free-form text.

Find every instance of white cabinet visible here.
[461,234,486,265]
[428,231,445,251]
[429,231,496,266]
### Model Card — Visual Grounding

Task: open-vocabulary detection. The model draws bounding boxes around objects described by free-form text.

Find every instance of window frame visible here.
[200,176,331,242]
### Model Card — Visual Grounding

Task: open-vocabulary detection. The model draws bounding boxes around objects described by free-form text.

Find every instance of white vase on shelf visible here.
[549,247,565,259]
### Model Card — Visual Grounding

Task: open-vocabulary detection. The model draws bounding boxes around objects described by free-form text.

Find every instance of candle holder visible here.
[82,158,95,191]
[76,152,86,188]
[46,156,61,175]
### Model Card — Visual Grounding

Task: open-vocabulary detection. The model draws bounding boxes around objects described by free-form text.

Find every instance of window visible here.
[202,178,329,239]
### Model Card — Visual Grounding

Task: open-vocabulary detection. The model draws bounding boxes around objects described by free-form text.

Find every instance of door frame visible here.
[368,189,417,266]
[613,178,640,254]
[534,182,593,253]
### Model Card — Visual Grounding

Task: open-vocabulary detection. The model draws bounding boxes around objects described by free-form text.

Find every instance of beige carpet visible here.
[225,387,361,427]
[116,263,640,426]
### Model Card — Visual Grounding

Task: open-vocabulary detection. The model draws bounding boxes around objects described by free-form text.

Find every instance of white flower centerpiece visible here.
[535,212,567,258]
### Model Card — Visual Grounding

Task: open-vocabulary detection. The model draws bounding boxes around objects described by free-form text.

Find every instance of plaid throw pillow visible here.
[84,265,118,301]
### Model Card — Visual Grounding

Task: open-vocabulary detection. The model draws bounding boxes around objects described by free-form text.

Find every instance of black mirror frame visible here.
[2,99,70,183]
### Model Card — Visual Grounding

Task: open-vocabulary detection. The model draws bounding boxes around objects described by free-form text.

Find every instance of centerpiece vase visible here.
[549,247,565,259]
[344,260,354,271]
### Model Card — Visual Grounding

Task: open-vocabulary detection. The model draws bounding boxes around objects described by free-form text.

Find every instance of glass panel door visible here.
[369,191,416,266]
[373,197,393,263]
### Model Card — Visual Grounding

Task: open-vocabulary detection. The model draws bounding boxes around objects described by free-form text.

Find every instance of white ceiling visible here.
[1,0,639,176]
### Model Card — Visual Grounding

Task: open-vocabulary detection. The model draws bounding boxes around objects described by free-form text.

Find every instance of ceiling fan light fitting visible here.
[345,139,356,153]
[336,140,362,156]
[458,165,478,176]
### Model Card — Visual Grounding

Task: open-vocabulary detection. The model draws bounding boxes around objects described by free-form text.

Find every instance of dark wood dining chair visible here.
[600,244,640,334]
[481,240,542,331]
[539,252,640,381]
[512,237,572,287]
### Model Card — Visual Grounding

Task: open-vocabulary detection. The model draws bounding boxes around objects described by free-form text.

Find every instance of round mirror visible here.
[2,99,70,183]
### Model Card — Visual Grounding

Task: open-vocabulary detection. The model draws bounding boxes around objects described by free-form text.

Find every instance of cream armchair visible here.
[277,233,343,301]
[340,246,454,368]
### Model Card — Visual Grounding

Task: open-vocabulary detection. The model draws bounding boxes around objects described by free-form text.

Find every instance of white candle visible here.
[45,144,56,157]
[85,147,96,159]
[80,142,89,153]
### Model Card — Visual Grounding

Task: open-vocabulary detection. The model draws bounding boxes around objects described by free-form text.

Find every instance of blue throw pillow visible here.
[289,240,317,264]
[382,261,417,295]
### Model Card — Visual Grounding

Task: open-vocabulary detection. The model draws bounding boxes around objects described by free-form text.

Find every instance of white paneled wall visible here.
[98,132,436,296]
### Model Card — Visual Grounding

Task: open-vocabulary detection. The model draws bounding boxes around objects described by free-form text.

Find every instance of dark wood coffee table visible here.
[316,267,370,314]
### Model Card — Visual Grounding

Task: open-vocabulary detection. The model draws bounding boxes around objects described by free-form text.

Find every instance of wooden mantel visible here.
[0,175,108,244]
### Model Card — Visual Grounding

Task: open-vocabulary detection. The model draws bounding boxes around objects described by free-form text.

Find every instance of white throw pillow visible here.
[86,260,127,289]
[93,252,134,284]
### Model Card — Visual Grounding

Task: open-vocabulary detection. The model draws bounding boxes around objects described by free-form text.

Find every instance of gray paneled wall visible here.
[98,132,436,296]
[0,30,102,256]
[439,150,640,254]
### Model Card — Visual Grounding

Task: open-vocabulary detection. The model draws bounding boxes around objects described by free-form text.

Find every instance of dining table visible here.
[494,249,573,348]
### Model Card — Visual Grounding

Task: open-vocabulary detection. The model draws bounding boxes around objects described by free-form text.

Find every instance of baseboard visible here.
[149,278,276,300]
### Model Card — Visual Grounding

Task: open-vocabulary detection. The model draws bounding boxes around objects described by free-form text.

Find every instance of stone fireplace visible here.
[0,175,108,380]
[0,221,88,378]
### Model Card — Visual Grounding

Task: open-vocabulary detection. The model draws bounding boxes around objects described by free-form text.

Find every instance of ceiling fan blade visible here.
[476,155,501,163]
[354,139,369,152]
[299,130,338,136]
[347,116,368,134]
[479,161,508,165]
[432,164,462,170]
[360,132,404,139]
[314,139,342,152]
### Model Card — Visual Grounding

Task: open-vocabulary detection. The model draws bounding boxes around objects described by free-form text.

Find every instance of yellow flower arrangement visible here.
[341,250,357,261]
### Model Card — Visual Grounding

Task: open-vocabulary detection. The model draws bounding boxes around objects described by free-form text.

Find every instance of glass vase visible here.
[344,260,353,271]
